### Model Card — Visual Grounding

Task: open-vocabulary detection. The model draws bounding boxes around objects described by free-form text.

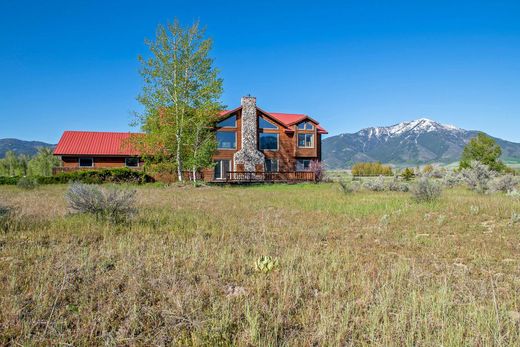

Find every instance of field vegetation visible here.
[1,177,520,345]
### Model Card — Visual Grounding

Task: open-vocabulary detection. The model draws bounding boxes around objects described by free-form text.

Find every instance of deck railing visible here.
[221,171,315,183]
[52,166,143,175]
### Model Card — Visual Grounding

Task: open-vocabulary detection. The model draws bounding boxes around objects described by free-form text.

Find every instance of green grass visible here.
[1,183,520,345]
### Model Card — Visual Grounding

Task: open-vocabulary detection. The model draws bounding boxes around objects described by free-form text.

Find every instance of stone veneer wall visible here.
[233,96,265,172]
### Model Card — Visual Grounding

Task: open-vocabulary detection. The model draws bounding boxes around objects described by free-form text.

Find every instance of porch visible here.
[211,171,316,184]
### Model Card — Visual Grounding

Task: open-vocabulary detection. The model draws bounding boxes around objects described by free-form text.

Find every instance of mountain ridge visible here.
[0,138,55,158]
[322,118,520,169]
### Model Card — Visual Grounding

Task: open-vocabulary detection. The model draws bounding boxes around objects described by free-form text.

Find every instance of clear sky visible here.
[1,0,519,143]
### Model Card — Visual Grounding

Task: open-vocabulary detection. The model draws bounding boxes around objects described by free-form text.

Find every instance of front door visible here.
[214,159,231,180]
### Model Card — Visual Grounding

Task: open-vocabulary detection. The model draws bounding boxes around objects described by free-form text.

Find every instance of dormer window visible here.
[217,115,237,128]
[297,121,314,130]
[258,116,278,129]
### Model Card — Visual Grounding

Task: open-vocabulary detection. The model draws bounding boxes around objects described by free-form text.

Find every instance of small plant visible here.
[506,190,520,200]
[363,176,386,192]
[460,161,496,194]
[255,256,279,274]
[511,212,520,225]
[469,205,480,215]
[401,168,415,181]
[387,177,409,192]
[17,176,38,190]
[65,182,137,223]
[489,174,519,193]
[0,204,11,233]
[411,177,442,203]
[338,179,360,194]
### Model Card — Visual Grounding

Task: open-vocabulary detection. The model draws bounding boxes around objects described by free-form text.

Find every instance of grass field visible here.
[1,183,520,345]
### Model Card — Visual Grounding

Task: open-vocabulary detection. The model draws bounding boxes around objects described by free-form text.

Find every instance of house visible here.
[53,96,327,182]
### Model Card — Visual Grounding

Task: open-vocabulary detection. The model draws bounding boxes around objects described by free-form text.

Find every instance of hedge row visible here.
[0,168,155,185]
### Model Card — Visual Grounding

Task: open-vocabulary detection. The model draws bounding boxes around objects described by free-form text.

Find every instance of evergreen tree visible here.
[460,133,505,172]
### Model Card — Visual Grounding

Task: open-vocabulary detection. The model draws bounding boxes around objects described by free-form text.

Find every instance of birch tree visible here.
[135,20,223,181]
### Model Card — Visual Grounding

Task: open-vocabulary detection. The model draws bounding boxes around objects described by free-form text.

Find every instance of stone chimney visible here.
[233,96,265,172]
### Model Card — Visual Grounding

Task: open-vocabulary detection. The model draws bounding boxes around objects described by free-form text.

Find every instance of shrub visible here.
[489,174,519,193]
[0,176,19,185]
[401,168,415,181]
[309,160,325,183]
[363,176,386,192]
[255,256,279,274]
[338,179,361,194]
[506,190,520,200]
[511,212,520,225]
[65,182,137,223]
[422,164,434,175]
[387,178,409,192]
[442,170,461,188]
[460,161,496,194]
[0,204,13,233]
[16,176,38,190]
[352,162,393,177]
[411,177,442,203]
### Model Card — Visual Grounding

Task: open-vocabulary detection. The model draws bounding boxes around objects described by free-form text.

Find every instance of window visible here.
[79,158,93,167]
[298,133,314,148]
[125,157,139,167]
[217,115,237,128]
[296,159,311,171]
[258,117,278,129]
[265,159,278,172]
[214,159,231,179]
[259,133,278,150]
[217,131,236,149]
[297,121,314,130]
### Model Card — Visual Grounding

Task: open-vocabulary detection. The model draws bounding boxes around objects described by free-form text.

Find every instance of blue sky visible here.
[1,0,519,143]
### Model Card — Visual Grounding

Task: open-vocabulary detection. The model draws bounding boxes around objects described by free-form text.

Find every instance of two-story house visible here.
[53,96,327,182]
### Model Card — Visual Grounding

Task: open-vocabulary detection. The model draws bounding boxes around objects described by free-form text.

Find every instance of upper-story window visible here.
[258,116,278,129]
[297,121,314,130]
[259,133,279,151]
[298,133,314,148]
[217,115,237,128]
[217,131,236,149]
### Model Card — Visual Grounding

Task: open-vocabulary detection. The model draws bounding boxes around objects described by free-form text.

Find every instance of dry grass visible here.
[1,183,520,346]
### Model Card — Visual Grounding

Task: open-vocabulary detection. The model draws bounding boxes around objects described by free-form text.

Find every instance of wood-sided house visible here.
[53,96,327,182]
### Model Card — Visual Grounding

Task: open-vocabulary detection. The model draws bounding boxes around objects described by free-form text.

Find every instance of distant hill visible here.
[322,118,520,169]
[0,138,55,158]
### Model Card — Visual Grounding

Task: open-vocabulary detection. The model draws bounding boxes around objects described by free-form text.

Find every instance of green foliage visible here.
[411,177,442,203]
[460,133,505,172]
[17,177,38,190]
[351,162,393,176]
[255,256,279,274]
[401,168,415,181]
[0,150,29,176]
[0,168,154,185]
[135,19,223,181]
[28,147,60,176]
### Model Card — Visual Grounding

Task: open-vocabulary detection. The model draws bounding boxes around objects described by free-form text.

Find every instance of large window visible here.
[259,133,278,150]
[265,159,278,172]
[214,159,231,179]
[258,117,278,129]
[125,157,139,167]
[79,158,93,167]
[296,159,311,171]
[217,115,237,128]
[298,133,314,148]
[297,121,314,130]
[217,131,236,149]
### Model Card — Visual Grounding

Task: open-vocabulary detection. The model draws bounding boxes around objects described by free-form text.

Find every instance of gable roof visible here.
[220,107,328,134]
[53,131,141,156]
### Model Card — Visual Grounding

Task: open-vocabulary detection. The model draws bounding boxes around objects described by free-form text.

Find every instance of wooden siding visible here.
[60,156,144,169]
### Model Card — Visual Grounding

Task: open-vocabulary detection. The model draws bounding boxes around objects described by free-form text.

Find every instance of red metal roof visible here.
[53,131,141,156]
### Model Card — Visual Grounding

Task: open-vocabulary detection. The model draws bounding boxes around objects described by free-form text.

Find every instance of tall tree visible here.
[28,147,60,176]
[135,20,223,181]
[460,132,505,172]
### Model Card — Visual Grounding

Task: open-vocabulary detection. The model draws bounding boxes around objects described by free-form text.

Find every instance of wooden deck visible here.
[211,171,316,184]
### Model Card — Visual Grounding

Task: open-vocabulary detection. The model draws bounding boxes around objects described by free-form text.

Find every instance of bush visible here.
[506,190,520,200]
[352,162,393,177]
[338,179,361,194]
[65,182,137,223]
[489,174,519,193]
[387,178,409,192]
[411,177,442,203]
[460,161,496,194]
[0,176,18,185]
[16,177,38,190]
[0,204,13,233]
[442,170,461,188]
[401,168,415,181]
[363,176,386,192]
[309,160,325,183]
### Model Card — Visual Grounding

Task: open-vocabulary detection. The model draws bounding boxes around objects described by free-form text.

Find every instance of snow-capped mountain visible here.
[322,118,520,168]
